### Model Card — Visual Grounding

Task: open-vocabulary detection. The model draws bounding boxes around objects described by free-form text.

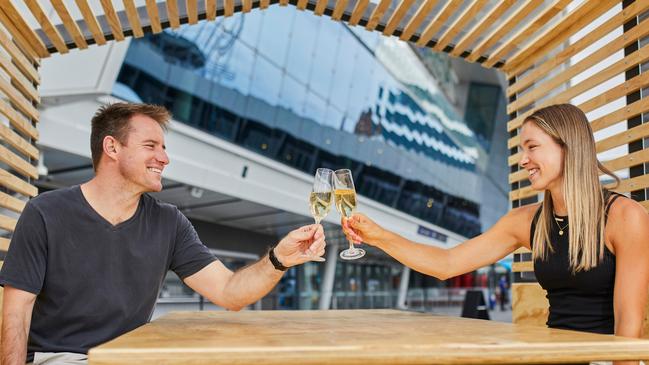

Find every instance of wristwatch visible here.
[268,247,288,271]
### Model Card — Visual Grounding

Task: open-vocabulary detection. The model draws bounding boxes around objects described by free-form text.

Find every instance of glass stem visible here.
[347,239,355,252]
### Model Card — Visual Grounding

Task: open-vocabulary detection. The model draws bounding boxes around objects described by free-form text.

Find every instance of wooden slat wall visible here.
[0,13,40,275]
[123,0,144,38]
[415,0,463,47]
[432,0,488,52]
[506,1,649,334]
[75,0,108,44]
[51,0,89,49]
[507,3,649,207]
[0,0,555,68]
[7,1,641,73]
[0,261,3,330]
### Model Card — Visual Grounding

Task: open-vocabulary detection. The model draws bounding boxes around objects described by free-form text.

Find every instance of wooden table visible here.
[89,309,649,364]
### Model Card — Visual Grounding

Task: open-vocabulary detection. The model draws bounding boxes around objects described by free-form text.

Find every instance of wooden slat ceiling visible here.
[0,0,608,70]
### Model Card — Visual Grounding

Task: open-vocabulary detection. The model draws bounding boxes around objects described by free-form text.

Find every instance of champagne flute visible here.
[309,168,333,224]
[334,169,365,260]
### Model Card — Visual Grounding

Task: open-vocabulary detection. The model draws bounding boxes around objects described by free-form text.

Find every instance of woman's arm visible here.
[343,205,536,280]
[609,198,649,339]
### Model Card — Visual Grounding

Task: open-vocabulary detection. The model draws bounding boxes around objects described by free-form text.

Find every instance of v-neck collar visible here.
[76,185,144,230]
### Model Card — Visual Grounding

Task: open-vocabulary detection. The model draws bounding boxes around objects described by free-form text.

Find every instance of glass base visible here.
[339,248,365,260]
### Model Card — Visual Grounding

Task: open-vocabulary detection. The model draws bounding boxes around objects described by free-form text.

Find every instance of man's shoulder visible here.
[142,193,183,218]
[141,194,191,232]
[29,185,81,210]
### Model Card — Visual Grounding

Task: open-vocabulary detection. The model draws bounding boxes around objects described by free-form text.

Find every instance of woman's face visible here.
[519,121,564,191]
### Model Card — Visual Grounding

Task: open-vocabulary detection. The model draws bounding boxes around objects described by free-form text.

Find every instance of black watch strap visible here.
[268,247,288,271]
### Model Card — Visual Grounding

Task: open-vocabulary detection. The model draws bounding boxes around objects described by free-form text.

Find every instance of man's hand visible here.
[274,224,326,267]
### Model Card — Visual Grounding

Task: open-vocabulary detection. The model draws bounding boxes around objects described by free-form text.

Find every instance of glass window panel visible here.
[200,16,248,82]
[344,48,376,133]
[167,89,193,123]
[175,23,209,50]
[250,54,282,107]
[237,10,264,48]
[464,83,501,150]
[350,26,380,51]
[278,74,307,115]
[325,104,344,130]
[257,7,294,67]
[308,21,341,99]
[367,60,389,110]
[286,12,319,84]
[303,91,327,125]
[167,65,202,98]
[132,72,167,105]
[328,33,356,114]
[217,40,254,95]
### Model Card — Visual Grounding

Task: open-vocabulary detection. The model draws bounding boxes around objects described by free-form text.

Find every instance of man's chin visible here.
[145,180,163,193]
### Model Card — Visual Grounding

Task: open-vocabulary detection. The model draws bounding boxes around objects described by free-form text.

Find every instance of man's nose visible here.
[158,149,170,165]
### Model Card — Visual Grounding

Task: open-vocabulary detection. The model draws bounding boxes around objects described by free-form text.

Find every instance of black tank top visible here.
[530,191,623,334]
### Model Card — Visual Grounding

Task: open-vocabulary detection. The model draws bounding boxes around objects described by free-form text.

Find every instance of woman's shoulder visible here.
[506,202,542,224]
[606,193,649,251]
[496,203,541,245]
[606,193,647,225]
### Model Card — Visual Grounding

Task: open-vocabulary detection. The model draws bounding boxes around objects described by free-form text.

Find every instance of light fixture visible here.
[189,186,204,199]
[37,152,48,176]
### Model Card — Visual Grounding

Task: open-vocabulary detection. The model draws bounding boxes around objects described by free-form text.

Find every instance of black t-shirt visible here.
[0,185,217,358]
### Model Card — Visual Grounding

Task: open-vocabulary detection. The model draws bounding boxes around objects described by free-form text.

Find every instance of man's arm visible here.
[2,286,36,365]
[183,256,283,311]
[184,224,325,310]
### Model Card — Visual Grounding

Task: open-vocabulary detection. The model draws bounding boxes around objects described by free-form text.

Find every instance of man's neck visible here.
[80,176,142,226]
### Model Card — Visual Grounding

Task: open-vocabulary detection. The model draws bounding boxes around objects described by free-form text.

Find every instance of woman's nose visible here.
[519,152,529,168]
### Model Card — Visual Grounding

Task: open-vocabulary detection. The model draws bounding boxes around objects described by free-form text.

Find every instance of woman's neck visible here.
[548,183,567,216]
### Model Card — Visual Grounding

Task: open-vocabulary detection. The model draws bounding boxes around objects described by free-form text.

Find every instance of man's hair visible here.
[90,103,171,170]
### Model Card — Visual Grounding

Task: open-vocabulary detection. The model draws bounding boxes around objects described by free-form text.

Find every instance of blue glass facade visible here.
[114,7,500,238]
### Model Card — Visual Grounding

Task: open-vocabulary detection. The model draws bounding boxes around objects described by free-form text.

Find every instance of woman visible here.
[343,104,649,341]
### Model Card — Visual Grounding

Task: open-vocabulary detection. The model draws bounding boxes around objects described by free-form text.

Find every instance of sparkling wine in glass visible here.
[309,168,333,224]
[334,169,365,260]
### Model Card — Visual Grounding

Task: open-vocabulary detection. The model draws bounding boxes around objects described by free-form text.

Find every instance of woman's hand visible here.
[341,213,386,247]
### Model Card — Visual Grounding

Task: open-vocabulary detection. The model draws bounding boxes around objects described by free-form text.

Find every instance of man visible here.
[0,103,326,364]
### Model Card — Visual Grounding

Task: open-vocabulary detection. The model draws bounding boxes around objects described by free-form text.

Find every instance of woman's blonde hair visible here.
[526,104,620,272]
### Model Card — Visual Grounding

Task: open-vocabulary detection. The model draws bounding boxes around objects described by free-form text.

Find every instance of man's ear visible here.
[103,136,120,161]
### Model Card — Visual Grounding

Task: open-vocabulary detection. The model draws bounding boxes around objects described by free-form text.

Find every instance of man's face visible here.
[116,115,169,193]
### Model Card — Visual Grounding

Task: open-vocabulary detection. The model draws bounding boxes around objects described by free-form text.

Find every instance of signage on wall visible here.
[417,226,448,243]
